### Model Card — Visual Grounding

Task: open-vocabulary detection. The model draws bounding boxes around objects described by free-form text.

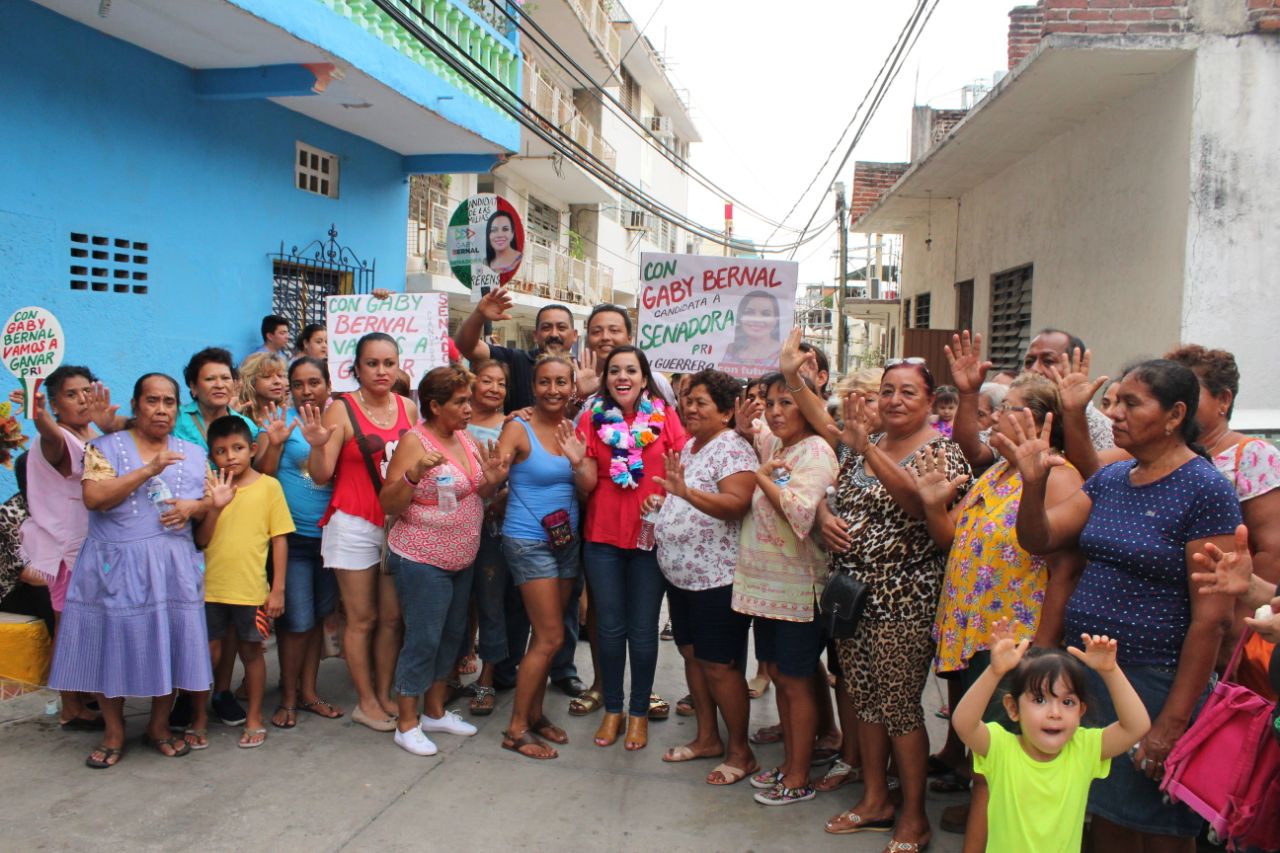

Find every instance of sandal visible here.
[813,758,862,792]
[140,732,190,757]
[532,716,568,745]
[238,727,267,749]
[299,698,343,719]
[85,745,123,769]
[675,694,695,717]
[811,745,840,766]
[595,712,623,747]
[647,693,669,721]
[824,811,895,835]
[747,675,771,699]
[662,744,721,763]
[272,705,298,729]
[456,653,478,675]
[568,688,603,716]
[502,729,557,760]
[707,760,758,786]
[469,685,496,716]
[883,839,930,852]
[929,771,969,793]
[624,715,648,750]
[749,723,783,745]
[182,728,210,750]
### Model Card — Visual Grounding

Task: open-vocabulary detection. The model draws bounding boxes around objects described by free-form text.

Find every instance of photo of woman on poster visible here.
[483,210,523,277]
[721,290,783,371]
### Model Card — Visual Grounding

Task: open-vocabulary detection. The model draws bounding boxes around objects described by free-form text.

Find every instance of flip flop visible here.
[272,705,298,729]
[238,727,267,749]
[85,745,123,769]
[706,761,759,786]
[883,840,930,852]
[182,728,209,750]
[502,729,557,760]
[824,811,895,835]
[662,744,722,763]
[299,699,343,719]
[747,675,771,699]
[140,733,190,758]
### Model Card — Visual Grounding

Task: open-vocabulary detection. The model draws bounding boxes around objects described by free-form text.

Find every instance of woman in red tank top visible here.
[300,332,417,731]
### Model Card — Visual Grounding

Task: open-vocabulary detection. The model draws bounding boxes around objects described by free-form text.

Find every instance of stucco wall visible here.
[898,53,1195,379]
[1,2,408,491]
[1181,35,1280,411]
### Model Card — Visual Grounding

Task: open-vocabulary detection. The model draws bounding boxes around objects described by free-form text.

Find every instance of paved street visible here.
[1,629,964,852]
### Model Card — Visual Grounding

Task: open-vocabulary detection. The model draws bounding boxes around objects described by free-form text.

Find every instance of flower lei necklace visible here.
[591,394,666,489]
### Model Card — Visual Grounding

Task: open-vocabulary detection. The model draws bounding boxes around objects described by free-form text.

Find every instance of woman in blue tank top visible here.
[486,355,590,760]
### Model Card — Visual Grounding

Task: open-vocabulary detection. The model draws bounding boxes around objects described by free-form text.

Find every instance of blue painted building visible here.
[1,0,519,488]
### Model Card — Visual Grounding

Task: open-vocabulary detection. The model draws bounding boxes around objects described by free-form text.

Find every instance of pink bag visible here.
[1160,629,1280,850]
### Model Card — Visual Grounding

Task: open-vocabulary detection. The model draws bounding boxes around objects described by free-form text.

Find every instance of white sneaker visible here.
[394,726,438,756]
[419,710,477,737]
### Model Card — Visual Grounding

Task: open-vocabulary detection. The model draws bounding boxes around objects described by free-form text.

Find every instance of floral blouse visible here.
[833,434,971,624]
[932,459,1049,674]
[655,430,759,591]
[1213,438,1280,502]
[731,434,837,622]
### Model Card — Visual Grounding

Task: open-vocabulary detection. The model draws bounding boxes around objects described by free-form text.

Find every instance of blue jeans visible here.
[387,552,474,697]
[584,542,665,716]
[278,533,338,634]
[467,528,508,663]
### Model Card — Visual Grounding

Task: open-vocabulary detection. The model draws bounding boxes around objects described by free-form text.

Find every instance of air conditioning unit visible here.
[625,208,654,232]
[647,115,673,138]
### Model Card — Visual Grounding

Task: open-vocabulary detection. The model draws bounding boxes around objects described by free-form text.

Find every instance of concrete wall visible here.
[1,3,408,451]
[1181,34,1280,410]
[898,53,1195,379]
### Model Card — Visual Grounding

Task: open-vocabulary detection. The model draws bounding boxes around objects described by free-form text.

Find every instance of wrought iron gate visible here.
[271,225,375,331]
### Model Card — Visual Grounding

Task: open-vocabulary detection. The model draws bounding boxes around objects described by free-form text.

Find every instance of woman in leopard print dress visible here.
[822,361,970,853]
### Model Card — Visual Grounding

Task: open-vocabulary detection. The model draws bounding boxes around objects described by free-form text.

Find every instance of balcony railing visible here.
[522,58,616,171]
[508,242,614,307]
[319,0,520,112]
[561,0,620,67]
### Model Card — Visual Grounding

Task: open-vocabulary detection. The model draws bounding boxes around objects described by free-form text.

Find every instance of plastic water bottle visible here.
[435,471,457,513]
[826,485,838,513]
[145,476,177,528]
[44,696,59,716]
[772,466,791,488]
[635,509,658,551]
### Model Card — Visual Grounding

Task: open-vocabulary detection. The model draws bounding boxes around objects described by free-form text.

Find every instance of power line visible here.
[601,0,665,87]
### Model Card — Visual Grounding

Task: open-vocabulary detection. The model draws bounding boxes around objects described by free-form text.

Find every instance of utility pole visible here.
[834,183,848,379]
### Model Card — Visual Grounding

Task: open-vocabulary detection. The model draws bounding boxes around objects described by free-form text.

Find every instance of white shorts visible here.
[320,510,385,571]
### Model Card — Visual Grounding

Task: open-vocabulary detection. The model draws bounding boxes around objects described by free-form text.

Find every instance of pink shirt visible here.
[387,424,485,571]
[20,425,88,580]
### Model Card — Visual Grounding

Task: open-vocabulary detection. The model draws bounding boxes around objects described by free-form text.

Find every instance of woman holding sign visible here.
[300,332,417,733]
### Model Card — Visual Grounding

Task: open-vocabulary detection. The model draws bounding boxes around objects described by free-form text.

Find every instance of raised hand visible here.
[556,420,587,467]
[298,402,336,447]
[86,382,121,430]
[10,387,53,429]
[734,396,762,439]
[481,440,512,484]
[988,618,1030,676]
[207,467,238,509]
[910,444,970,509]
[990,409,1063,486]
[652,449,688,499]
[780,327,810,378]
[828,393,873,455]
[371,287,394,300]
[1190,524,1254,597]
[944,331,993,395]
[146,449,186,477]
[1067,633,1118,673]
[1049,347,1108,414]
[411,450,445,482]
[478,286,514,322]
[260,404,296,447]
[576,348,601,398]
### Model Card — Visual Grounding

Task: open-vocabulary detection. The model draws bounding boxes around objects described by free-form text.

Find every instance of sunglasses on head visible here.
[884,357,927,367]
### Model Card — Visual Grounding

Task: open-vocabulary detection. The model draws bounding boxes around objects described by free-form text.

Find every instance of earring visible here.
[1165,426,1173,436]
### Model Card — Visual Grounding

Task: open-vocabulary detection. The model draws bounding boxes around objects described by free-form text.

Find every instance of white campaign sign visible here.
[636,253,799,380]
[326,293,450,393]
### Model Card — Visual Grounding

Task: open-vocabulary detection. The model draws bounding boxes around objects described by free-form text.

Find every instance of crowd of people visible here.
[3,292,1279,853]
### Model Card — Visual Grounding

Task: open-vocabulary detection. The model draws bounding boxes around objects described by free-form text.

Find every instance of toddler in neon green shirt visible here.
[953,619,1152,853]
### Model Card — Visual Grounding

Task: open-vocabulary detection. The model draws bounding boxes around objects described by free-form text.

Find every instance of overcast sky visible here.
[620,0,1015,285]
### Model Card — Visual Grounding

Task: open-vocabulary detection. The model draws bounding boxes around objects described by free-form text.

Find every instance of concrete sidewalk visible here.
[0,638,966,852]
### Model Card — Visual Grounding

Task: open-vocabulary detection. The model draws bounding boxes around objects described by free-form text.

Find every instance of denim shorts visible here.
[1085,664,1208,837]
[502,536,580,586]
[753,615,824,678]
[278,533,339,634]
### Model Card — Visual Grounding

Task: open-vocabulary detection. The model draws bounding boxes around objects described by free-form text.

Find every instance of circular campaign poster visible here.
[446,193,525,297]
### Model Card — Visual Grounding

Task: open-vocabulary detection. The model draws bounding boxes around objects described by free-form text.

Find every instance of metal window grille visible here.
[270,225,373,332]
[526,196,560,248]
[914,293,931,329]
[989,265,1033,374]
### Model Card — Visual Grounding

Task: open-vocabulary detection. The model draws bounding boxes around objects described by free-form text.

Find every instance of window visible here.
[526,196,560,248]
[620,67,639,117]
[902,297,912,329]
[68,232,148,294]
[296,142,339,199]
[955,279,974,332]
[914,293,931,329]
[989,264,1033,374]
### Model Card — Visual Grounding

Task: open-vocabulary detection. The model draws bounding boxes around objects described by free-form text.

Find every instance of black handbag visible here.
[817,569,869,640]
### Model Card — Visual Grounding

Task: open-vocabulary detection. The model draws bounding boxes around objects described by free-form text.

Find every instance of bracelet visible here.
[786,380,805,393]
[403,472,420,487]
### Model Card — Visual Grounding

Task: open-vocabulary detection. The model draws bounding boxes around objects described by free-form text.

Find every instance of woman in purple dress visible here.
[49,374,228,768]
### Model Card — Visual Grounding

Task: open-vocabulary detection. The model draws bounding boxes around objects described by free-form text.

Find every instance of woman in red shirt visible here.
[577,346,686,751]
[300,332,417,732]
